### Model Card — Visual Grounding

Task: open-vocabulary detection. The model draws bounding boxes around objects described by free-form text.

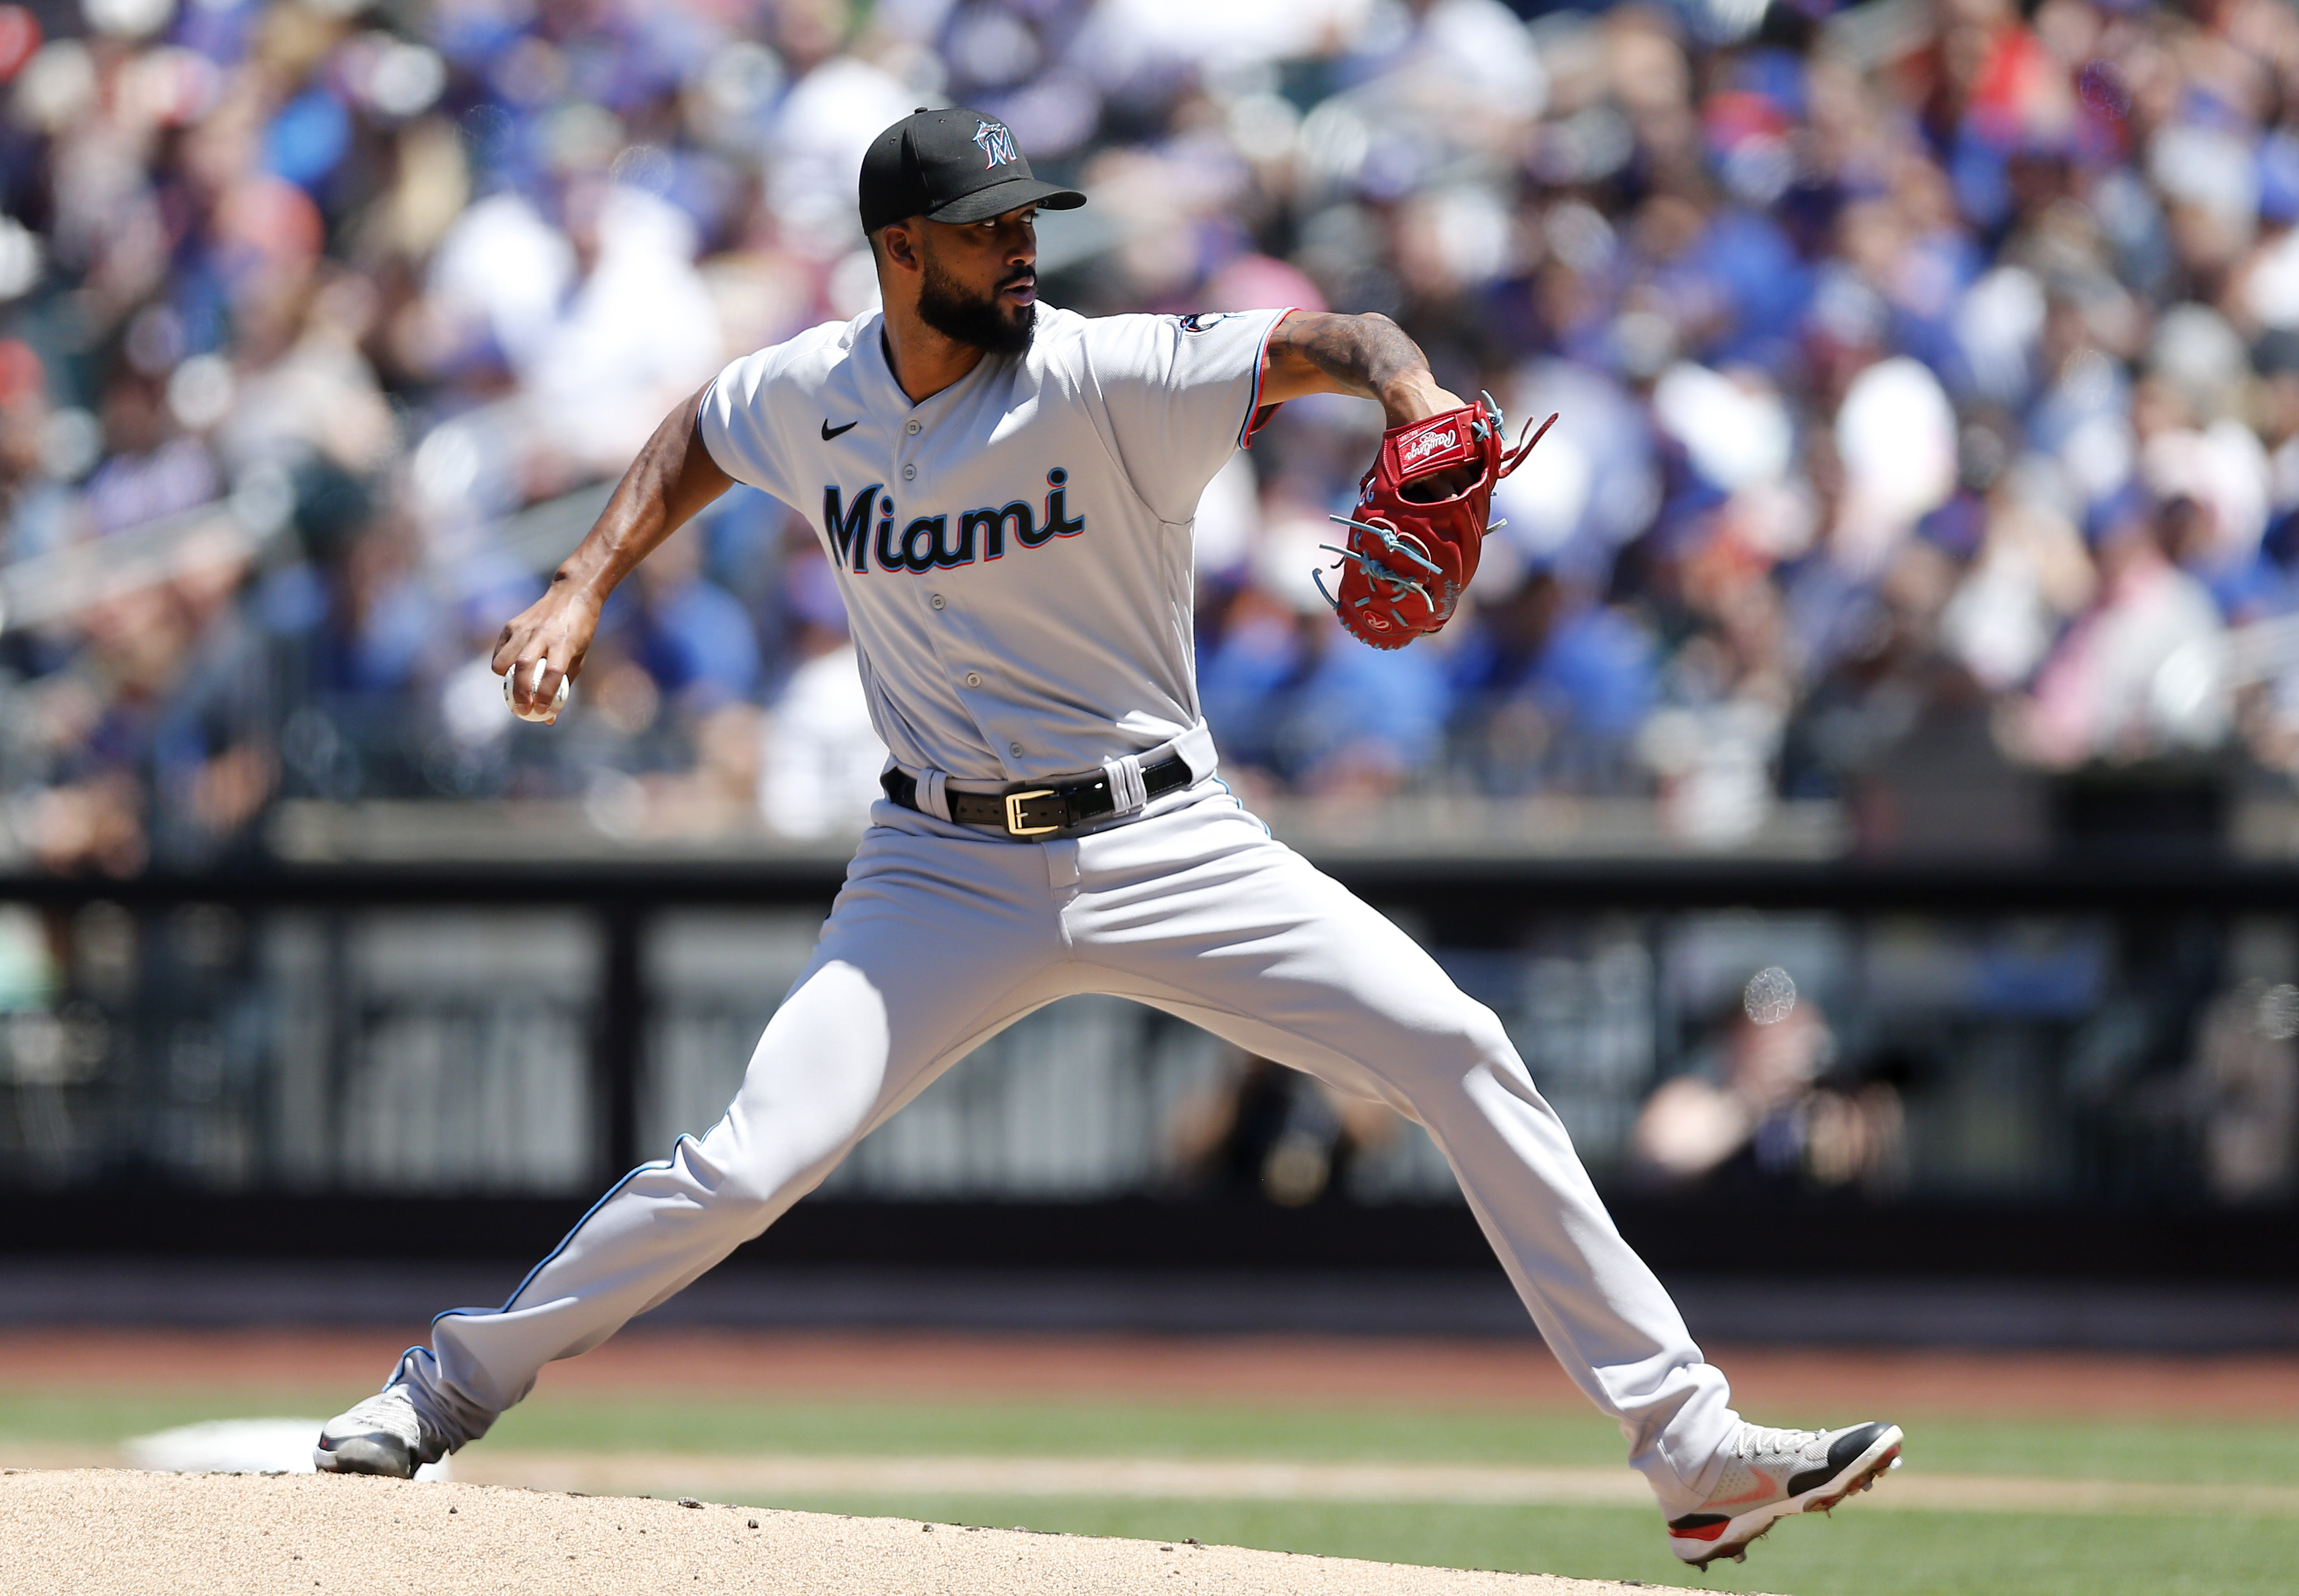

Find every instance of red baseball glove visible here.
[1314,395,1555,650]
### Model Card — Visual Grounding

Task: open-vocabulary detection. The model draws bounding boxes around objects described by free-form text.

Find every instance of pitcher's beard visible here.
[918,253,1035,356]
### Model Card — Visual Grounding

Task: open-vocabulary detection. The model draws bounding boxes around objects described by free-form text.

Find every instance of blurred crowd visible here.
[9,0,2299,870]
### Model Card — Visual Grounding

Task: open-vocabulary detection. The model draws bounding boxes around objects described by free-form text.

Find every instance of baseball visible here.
[1743,965,1797,1026]
[503,658,570,723]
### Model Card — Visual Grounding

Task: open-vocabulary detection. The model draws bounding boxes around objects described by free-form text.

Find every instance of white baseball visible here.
[504,657,571,723]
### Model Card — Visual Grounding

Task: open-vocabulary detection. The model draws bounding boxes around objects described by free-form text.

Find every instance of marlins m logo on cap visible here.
[972,119,1019,169]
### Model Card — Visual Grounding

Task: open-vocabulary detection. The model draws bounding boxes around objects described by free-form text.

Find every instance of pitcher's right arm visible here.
[494,385,734,721]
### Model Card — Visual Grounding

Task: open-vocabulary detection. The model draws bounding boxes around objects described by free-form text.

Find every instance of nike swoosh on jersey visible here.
[821,418,858,440]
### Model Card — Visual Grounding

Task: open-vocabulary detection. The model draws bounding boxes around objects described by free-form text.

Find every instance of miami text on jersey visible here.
[822,469,1087,575]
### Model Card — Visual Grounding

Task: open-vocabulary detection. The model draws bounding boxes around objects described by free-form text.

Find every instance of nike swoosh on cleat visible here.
[821,418,858,439]
[1705,1467,1778,1507]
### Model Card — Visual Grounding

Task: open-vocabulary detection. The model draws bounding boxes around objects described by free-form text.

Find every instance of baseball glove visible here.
[1314,394,1556,650]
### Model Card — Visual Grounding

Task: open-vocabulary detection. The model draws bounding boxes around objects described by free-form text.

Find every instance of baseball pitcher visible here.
[317,108,1901,1571]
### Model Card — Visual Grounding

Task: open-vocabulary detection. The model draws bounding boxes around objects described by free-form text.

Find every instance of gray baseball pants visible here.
[389,783,1741,1514]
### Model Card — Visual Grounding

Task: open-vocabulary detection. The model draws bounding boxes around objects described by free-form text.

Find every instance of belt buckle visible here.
[1003,788,1062,837]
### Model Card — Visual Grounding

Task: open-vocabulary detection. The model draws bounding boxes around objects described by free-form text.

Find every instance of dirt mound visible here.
[0,1467,1706,1595]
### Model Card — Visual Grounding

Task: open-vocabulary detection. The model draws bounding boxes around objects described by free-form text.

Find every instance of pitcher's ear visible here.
[876,219,925,273]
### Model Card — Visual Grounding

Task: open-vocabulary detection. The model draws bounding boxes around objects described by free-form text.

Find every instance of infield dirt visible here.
[8,1327,2297,1417]
[0,1468,1725,1596]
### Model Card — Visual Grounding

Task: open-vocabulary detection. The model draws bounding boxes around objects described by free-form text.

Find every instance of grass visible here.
[0,1388,357,1448]
[488,1392,2299,1488]
[726,1495,2299,1596]
[6,1385,2298,1595]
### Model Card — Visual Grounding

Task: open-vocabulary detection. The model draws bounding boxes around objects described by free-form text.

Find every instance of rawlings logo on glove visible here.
[1402,426,1459,465]
[1314,394,1556,650]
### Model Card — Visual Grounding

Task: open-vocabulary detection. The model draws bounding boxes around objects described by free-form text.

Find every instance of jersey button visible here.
[964,671,982,688]
[902,464,916,480]
[1009,742,1024,758]
[929,593,946,610]
[905,419,921,435]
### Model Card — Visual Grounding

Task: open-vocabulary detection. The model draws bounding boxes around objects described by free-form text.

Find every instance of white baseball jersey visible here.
[696,303,1286,785]
[372,298,1759,1529]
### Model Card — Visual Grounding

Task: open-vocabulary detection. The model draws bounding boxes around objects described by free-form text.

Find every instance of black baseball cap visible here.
[858,107,1085,235]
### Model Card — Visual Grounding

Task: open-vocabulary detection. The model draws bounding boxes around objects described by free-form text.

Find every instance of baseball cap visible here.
[858,107,1085,235]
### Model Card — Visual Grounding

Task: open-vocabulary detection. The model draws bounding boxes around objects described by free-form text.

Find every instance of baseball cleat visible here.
[1665,1419,1902,1570]
[314,1385,446,1478]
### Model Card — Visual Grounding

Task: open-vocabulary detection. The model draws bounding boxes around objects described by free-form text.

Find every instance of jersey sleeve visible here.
[696,346,797,506]
[1080,308,1291,524]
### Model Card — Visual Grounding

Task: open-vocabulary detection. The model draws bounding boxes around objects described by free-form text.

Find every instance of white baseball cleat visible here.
[1665,1419,1903,1570]
[313,1385,447,1478]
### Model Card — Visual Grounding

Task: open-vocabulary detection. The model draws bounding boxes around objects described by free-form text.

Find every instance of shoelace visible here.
[336,1390,421,1439]
[1733,1424,1821,1462]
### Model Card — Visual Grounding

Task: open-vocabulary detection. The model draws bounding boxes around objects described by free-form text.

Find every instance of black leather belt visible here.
[882,752,1193,838]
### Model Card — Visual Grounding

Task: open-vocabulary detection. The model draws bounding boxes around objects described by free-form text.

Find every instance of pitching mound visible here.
[0,1467,1708,1595]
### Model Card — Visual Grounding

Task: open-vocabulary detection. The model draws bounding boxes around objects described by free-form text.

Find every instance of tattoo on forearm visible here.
[1272,312,1430,398]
